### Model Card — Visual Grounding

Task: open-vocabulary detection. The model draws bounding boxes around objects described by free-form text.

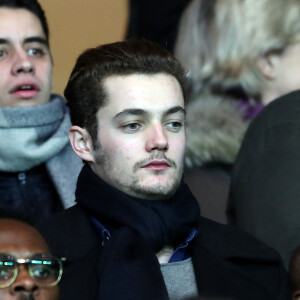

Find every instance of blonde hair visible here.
[175,0,300,100]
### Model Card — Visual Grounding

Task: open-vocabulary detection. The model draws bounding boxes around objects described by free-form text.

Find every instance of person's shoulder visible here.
[40,205,83,228]
[37,205,84,242]
[249,90,300,131]
[197,217,280,261]
[266,89,300,111]
[37,205,98,258]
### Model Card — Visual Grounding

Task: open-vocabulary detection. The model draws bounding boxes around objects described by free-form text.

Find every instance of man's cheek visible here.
[117,146,137,161]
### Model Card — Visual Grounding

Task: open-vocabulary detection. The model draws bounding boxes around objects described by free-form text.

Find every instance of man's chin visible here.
[6,98,43,107]
[132,180,180,200]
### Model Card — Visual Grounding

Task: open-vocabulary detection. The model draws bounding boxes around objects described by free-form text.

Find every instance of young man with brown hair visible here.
[40,39,289,300]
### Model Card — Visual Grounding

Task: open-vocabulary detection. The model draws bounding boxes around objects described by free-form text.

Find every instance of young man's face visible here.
[90,73,186,200]
[0,8,52,107]
[0,219,59,300]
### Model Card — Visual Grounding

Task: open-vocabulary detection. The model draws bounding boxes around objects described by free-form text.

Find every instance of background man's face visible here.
[0,8,52,107]
[90,73,186,200]
[0,219,58,300]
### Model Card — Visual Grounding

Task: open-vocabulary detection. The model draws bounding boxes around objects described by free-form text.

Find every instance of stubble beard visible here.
[131,167,183,199]
[94,144,183,200]
[18,292,35,300]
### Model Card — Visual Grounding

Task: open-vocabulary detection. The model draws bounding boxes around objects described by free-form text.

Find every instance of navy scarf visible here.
[76,164,200,299]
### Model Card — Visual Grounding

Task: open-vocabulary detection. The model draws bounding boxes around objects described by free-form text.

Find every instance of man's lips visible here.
[133,155,177,172]
[18,292,35,300]
[141,160,171,171]
[10,82,40,99]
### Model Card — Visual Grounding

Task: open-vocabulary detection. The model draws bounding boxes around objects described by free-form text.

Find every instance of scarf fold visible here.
[76,164,200,300]
[0,95,70,172]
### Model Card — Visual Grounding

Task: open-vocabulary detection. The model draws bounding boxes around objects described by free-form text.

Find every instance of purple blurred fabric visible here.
[239,99,265,120]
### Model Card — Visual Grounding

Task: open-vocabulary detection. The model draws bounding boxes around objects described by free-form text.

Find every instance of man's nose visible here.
[145,123,169,152]
[11,51,35,75]
[9,266,38,295]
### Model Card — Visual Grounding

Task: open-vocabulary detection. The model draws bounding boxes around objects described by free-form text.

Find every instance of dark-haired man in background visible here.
[40,39,289,300]
[0,0,82,222]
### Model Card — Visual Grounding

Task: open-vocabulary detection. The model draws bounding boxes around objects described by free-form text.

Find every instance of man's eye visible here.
[28,48,44,56]
[123,123,142,132]
[0,267,13,280]
[0,50,7,58]
[31,266,52,278]
[165,121,183,132]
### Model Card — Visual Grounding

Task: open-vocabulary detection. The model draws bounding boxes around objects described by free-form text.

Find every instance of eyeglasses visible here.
[0,253,63,288]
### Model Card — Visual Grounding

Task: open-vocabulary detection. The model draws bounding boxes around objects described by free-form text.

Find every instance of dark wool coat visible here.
[229,90,300,269]
[39,204,289,300]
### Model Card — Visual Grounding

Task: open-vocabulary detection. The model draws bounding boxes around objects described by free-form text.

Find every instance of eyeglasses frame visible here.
[0,254,64,288]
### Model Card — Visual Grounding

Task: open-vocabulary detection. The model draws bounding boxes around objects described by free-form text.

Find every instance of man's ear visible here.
[256,52,281,80]
[293,290,300,300]
[69,126,95,162]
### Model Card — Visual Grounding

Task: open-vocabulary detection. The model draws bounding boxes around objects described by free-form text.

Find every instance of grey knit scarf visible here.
[0,95,70,172]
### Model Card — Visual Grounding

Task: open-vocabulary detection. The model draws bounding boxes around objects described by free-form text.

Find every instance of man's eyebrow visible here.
[163,106,186,118]
[24,36,49,46]
[0,37,49,46]
[114,109,149,120]
[0,38,9,45]
[114,107,186,120]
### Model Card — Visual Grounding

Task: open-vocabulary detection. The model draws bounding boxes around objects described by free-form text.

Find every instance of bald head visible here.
[0,219,49,254]
[0,219,58,300]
